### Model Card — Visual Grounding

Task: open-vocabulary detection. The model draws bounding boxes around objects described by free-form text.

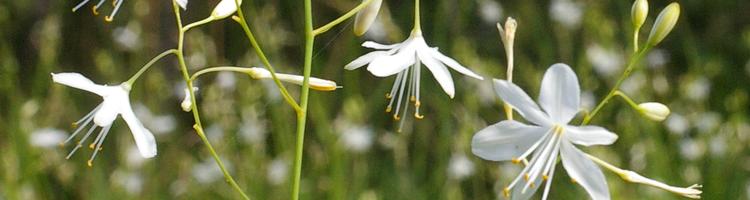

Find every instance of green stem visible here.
[582,47,650,125]
[190,66,251,82]
[125,49,177,86]
[233,0,301,112]
[632,31,639,53]
[182,17,214,33]
[171,1,250,199]
[413,0,421,32]
[291,0,315,199]
[613,91,640,110]
[312,0,375,36]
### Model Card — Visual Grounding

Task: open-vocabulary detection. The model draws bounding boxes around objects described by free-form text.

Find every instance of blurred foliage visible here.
[1,0,749,199]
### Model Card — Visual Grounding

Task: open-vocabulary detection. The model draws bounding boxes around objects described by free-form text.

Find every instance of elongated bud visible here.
[247,67,339,91]
[646,3,679,47]
[211,0,242,20]
[631,0,648,31]
[181,87,199,112]
[637,102,670,121]
[353,0,383,36]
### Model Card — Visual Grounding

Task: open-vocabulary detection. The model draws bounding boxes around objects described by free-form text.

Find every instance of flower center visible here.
[504,125,564,198]
[384,58,423,132]
[61,103,114,167]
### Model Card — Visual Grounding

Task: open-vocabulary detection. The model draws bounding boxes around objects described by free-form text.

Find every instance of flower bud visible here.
[353,0,383,36]
[181,87,198,112]
[646,3,679,47]
[247,67,339,91]
[637,102,670,121]
[631,0,648,31]
[211,0,242,20]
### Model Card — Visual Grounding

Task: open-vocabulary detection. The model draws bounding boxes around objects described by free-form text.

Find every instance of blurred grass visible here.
[1,0,749,199]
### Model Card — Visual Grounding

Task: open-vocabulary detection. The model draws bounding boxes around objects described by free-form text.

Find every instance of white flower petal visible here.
[565,125,618,146]
[511,174,544,200]
[538,63,580,123]
[353,0,383,36]
[430,48,484,80]
[93,94,121,127]
[366,47,416,77]
[211,0,241,20]
[176,0,188,10]
[362,41,399,50]
[345,50,390,70]
[471,120,546,161]
[560,142,610,200]
[121,102,157,158]
[51,73,108,96]
[417,48,455,98]
[493,79,551,126]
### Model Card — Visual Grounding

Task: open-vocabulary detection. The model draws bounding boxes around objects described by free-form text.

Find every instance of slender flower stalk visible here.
[497,17,518,120]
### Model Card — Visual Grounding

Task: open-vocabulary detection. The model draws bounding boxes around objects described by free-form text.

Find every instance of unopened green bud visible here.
[211,0,242,20]
[638,102,670,121]
[353,0,383,36]
[646,3,679,47]
[631,0,648,31]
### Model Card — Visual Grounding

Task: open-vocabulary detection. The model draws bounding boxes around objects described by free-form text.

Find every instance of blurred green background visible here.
[1,0,749,199]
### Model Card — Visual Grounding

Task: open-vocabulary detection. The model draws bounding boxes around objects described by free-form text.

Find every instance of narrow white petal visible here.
[51,73,108,96]
[366,48,416,77]
[345,51,390,70]
[417,48,455,98]
[471,120,546,161]
[560,142,610,200]
[538,63,580,123]
[176,0,188,10]
[430,49,484,80]
[565,125,618,146]
[493,79,552,126]
[362,41,399,49]
[121,102,157,158]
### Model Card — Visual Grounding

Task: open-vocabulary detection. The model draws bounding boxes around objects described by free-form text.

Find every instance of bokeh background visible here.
[1,0,749,199]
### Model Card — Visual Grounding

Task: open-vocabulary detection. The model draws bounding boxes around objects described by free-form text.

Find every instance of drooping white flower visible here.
[345,31,484,122]
[211,0,242,20]
[51,73,157,166]
[471,64,618,200]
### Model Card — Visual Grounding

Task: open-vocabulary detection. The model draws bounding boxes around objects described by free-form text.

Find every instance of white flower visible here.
[471,64,618,200]
[211,0,242,20]
[51,73,157,166]
[345,31,484,121]
[72,0,130,22]
[176,0,188,10]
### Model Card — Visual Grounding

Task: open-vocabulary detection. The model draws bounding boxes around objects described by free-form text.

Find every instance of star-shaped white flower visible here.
[52,73,157,166]
[471,64,618,200]
[345,31,484,121]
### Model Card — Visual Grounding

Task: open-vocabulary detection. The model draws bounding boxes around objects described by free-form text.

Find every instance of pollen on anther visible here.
[511,158,521,164]
[71,123,78,129]
[524,173,530,181]
[89,143,95,149]
[393,114,401,121]
[385,93,392,99]
[502,187,510,197]
[87,160,93,167]
[410,96,416,102]
[385,106,392,113]
[105,16,113,22]
[543,175,549,180]
[91,6,99,15]
[570,178,578,184]
[414,101,421,107]
[414,113,424,119]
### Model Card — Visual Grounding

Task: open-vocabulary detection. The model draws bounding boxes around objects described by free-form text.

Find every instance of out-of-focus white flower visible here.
[549,0,583,28]
[621,72,646,94]
[448,153,475,180]
[51,73,157,166]
[477,0,503,24]
[133,104,176,135]
[472,64,617,200]
[695,112,721,133]
[111,170,143,195]
[580,91,596,111]
[216,71,236,90]
[267,159,289,185]
[239,118,266,145]
[679,139,704,161]
[30,128,67,148]
[647,49,670,69]
[667,113,689,135]
[339,125,374,153]
[192,158,230,184]
[345,30,484,122]
[683,77,710,101]
[586,44,622,77]
[113,25,140,51]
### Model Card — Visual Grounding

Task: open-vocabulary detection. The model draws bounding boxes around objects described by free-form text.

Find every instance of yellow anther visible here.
[105,16,114,22]
[393,114,401,121]
[385,106,392,113]
[410,96,416,102]
[502,187,510,197]
[511,158,521,164]
[87,160,93,167]
[571,178,578,184]
[414,100,421,107]
[414,113,424,119]
[543,175,549,181]
[111,0,116,6]
[529,183,535,188]
[524,173,530,181]
[71,122,78,129]
[91,6,99,15]
[89,143,95,149]
[385,93,392,99]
